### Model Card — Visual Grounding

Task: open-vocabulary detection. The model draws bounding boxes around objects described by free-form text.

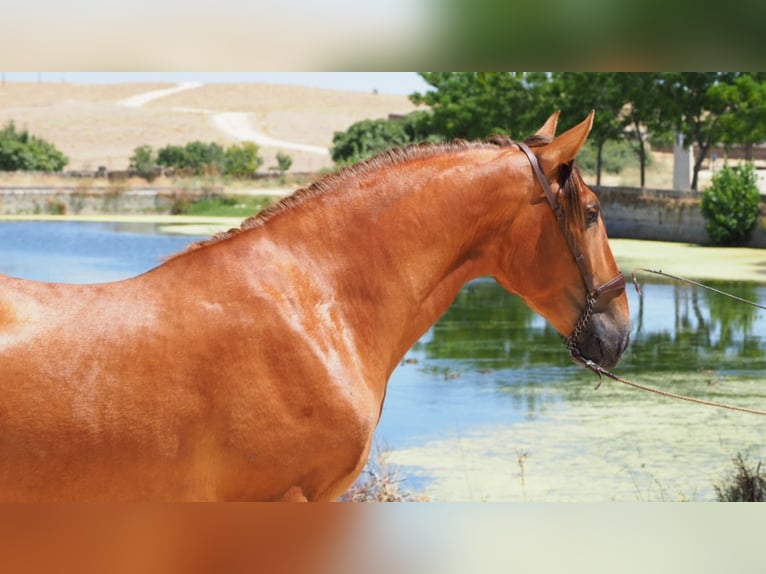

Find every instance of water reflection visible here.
[419,277,766,375]
[0,221,204,282]
[627,280,766,373]
[396,277,766,426]
[417,280,569,370]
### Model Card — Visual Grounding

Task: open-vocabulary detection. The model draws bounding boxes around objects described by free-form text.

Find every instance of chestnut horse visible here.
[0,112,630,501]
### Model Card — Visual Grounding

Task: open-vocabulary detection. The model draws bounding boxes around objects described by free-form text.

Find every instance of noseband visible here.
[516,142,626,366]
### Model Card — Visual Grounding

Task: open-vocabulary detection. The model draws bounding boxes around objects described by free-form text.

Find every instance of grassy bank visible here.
[611,238,766,283]
[0,193,280,235]
[173,193,277,218]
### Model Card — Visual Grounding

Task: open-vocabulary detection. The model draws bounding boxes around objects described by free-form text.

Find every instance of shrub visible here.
[223,141,262,178]
[184,141,225,176]
[0,121,68,172]
[129,145,158,180]
[275,151,292,174]
[157,145,188,172]
[157,141,261,178]
[701,162,761,245]
[270,152,293,184]
[157,141,225,176]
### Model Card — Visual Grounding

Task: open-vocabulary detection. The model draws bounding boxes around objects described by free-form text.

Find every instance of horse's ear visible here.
[534,111,560,138]
[537,111,594,176]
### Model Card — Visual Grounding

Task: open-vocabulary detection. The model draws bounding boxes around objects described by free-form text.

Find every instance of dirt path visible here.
[209,112,329,155]
[116,82,204,108]
[116,82,330,156]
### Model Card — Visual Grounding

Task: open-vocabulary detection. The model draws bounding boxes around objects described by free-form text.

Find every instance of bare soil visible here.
[0,82,419,173]
[1,81,761,191]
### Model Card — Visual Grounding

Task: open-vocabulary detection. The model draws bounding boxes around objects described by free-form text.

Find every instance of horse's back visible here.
[0,266,377,501]
[0,273,215,499]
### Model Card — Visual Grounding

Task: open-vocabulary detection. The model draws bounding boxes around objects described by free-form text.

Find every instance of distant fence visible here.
[652,143,766,164]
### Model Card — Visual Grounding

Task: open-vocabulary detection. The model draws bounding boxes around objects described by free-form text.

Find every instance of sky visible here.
[0,72,431,96]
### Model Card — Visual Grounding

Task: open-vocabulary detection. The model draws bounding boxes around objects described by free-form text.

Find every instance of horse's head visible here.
[493,111,631,369]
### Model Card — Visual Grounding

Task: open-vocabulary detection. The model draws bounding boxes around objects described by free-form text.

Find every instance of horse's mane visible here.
[172,133,583,258]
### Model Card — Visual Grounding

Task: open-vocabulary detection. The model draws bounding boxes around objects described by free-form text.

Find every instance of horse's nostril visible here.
[574,324,630,371]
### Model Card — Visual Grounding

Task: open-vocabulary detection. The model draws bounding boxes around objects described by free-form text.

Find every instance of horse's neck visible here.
[260,151,513,376]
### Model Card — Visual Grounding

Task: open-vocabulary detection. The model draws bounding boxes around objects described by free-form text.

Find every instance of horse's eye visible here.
[585,205,600,226]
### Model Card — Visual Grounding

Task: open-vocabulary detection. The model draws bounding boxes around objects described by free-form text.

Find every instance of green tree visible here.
[550,73,627,185]
[274,152,292,183]
[399,109,439,143]
[129,144,158,179]
[157,141,225,176]
[410,72,551,141]
[184,141,224,176]
[331,109,443,166]
[612,73,670,188]
[0,121,68,172]
[157,145,188,172]
[658,72,739,190]
[222,141,262,178]
[700,162,760,245]
[575,139,638,178]
[710,73,766,161]
[331,117,412,164]
[275,152,292,172]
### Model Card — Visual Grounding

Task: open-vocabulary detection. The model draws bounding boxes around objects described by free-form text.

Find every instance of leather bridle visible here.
[512,143,766,416]
[516,142,626,365]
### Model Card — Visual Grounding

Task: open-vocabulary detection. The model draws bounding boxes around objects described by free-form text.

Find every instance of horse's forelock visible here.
[557,162,587,242]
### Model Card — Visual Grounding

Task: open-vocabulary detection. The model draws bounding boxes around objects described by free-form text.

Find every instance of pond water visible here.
[0,221,199,283]
[1,221,765,501]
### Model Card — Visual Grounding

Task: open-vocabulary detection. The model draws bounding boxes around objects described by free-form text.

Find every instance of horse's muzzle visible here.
[574,312,631,370]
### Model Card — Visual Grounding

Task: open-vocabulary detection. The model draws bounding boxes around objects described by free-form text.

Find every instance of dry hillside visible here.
[3,82,758,192]
[0,82,420,173]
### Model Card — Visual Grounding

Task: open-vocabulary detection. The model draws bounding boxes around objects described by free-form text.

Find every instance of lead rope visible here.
[580,356,766,416]
[588,268,766,416]
[632,267,766,310]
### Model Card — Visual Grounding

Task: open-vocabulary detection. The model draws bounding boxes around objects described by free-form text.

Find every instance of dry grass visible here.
[0,82,419,173]
[340,443,430,502]
[714,453,766,502]
[0,103,219,172]
[3,81,741,190]
[0,82,170,107]
[595,151,676,189]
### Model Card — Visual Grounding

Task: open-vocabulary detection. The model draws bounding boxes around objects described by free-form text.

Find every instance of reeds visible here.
[340,443,429,502]
[714,452,766,502]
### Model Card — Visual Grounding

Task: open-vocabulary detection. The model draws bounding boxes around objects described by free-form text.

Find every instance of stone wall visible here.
[2,184,766,248]
[0,187,204,216]
[595,185,766,248]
